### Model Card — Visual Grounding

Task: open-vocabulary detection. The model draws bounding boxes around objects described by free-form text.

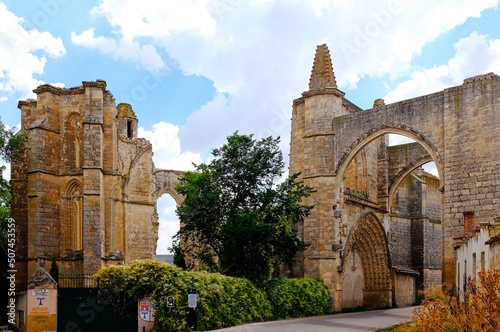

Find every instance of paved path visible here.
[209,306,416,332]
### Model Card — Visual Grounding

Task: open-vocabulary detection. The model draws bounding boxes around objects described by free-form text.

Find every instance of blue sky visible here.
[1,0,499,253]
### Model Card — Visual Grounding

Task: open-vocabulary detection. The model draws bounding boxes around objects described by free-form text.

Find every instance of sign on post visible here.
[139,298,156,322]
[167,296,175,308]
[188,289,197,308]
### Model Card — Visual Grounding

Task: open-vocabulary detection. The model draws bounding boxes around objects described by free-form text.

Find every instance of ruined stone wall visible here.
[389,216,412,267]
[387,143,431,186]
[392,175,424,217]
[12,81,172,290]
[424,220,442,270]
[289,45,500,309]
[442,73,500,285]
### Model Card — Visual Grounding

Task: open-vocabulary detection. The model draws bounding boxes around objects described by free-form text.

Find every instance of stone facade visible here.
[289,44,500,310]
[12,44,500,311]
[12,81,182,291]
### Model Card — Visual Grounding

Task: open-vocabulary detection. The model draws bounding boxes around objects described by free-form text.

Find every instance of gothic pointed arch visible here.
[64,112,84,170]
[336,125,444,194]
[344,148,369,197]
[63,180,83,252]
[340,212,392,308]
[109,185,120,252]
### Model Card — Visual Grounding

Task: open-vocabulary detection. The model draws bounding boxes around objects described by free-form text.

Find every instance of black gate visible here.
[58,276,137,332]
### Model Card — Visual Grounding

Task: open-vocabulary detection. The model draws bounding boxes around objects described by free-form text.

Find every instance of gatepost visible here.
[26,267,57,332]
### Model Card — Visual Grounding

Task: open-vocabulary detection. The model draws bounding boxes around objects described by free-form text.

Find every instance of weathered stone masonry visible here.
[12,44,500,311]
[13,81,182,291]
[289,44,500,310]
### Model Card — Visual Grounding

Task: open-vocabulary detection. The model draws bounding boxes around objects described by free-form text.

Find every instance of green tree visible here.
[0,118,27,325]
[0,118,26,255]
[49,254,59,284]
[175,132,314,283]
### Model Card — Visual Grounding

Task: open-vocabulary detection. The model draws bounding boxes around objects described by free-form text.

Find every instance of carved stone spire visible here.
[308,44,337,91]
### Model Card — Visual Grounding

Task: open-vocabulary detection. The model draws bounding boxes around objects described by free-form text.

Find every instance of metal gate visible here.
[58,280,137,332]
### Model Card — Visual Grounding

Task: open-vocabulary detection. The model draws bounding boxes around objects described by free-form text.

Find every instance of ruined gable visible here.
[13,81,183,291]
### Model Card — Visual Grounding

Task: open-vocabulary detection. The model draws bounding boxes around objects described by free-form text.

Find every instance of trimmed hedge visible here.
[95,260,330,331]
[265,278,330,319]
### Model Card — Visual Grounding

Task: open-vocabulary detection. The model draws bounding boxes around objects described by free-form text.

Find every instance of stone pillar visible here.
[82,81,106,274]
[24,87,61,286]
[290,44,352,310]
[377,135,389,211]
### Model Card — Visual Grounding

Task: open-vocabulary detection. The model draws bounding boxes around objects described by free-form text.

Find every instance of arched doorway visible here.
[340,212,392,308]
[338,131,444,306]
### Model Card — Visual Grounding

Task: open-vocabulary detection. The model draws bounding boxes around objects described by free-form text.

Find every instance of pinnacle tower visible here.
[308,43,337,91]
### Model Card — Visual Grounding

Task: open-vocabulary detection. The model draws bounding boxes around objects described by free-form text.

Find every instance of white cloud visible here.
[0,97,7,102]
[389,134,415,146]
[385,32,500,103]
[423,162,439,177]
[0,3,65,99]
[71,29,165,72]
[138,121,202,170]
[92,0,216,38]
[82,0,498,157]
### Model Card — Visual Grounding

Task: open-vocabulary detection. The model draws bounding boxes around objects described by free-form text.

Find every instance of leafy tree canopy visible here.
[174,132,314,283]
[0,118,26,255]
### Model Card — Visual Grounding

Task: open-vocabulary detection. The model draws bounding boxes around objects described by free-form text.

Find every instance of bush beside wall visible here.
[265,278,330,319]
[96,260,331,331]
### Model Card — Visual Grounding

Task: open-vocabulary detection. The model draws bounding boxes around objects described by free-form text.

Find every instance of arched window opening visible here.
[156,194,180,257]
[127,120,133,138]
[66,115,83,170]
[64,181,83,252]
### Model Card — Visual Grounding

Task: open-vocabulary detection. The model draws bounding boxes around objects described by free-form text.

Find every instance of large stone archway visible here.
[340,212,392,308]
[154,169,184,204]
[289,44,500,309]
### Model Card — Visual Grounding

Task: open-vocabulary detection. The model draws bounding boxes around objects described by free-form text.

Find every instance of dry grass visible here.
[392,269,500,332]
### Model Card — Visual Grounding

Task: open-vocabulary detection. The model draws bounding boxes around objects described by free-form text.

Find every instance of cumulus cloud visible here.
[385,32,500,102]
[0,3,65,100]
[71,29,165,72]
[81,0,498,157]
[138,121,202,170]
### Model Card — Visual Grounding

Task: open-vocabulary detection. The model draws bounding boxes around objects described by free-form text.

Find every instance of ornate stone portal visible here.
[12,81,182,291]
[289,44,500,310]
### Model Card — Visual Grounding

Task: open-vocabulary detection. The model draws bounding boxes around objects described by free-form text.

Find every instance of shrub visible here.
[265,278,330,319]
[95,260,272,331]
[393,269,500,332]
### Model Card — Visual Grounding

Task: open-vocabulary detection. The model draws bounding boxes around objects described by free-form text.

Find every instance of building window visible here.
[481,252,485,272]
[472,253,477,281]
[127,120,133,138]
[464,211,474,236]
[64,181,83,251]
